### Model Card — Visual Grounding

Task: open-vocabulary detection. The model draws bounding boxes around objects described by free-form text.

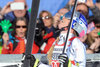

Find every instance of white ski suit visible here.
[38,33,86,67]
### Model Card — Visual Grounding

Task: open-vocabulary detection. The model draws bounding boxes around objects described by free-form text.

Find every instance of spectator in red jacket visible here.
[1,17,55,54]
[1,17,28,54]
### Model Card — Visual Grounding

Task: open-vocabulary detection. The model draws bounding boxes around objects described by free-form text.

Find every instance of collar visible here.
[59,33,74,39]
[15,36,27,44]
[57,33,75,45]
[15,36,26,40]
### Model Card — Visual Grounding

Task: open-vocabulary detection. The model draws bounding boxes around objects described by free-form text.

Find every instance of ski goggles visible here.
[96,25,100,28]
[60,12,72,20]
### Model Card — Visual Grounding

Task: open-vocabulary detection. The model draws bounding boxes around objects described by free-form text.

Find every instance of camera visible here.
[78,0,86,3]
[35,22,45,36]
[10,2,25,10]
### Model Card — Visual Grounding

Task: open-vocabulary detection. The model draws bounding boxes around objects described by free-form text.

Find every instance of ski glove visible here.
[0,20,12,33]
[30,55,40,67]
[58,53,69,67]
[21,53,40,67]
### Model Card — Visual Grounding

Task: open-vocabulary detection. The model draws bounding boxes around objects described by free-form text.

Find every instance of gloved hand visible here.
[0,20,12,33]
[30,55,39,67]
[22,53,39,67]
[58,53,69,67]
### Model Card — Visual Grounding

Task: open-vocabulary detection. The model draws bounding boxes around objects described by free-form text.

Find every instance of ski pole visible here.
[62,0,78,54]
[23,0,40,67]
[60,0,78,67]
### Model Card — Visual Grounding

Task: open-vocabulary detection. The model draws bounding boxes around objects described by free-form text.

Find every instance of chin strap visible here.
[55,26,68,34]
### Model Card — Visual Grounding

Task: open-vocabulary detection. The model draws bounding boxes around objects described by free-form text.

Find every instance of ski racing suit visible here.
[37,33,86,67]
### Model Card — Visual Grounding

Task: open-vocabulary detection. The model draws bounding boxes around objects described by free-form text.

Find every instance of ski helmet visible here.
[61,11,88,37]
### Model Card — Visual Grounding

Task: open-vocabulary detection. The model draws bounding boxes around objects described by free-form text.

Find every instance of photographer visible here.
[0,0,29,21]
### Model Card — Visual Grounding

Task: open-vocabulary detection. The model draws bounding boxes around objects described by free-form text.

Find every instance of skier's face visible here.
[58,17,70,29]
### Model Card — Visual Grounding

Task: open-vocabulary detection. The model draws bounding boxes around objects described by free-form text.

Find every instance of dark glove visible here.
[58,53,69,67]
[30,54,36,67]
[30,55,40,67]
[21,53,39,67]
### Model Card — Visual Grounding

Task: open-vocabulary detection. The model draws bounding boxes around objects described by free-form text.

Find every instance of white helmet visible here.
[61,11,88,37]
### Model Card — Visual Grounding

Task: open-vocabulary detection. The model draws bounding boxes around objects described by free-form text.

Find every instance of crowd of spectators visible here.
[0,0,100,54]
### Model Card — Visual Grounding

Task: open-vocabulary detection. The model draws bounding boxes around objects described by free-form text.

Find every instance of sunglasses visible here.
[16,25,27,28]
[96,26,100,28]
[41,16,51,20]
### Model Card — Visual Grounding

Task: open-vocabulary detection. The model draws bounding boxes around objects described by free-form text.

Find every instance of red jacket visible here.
[1,36,26,54]
[1,33,55,54]
[41,37,55,54]
[32,32,55,54]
